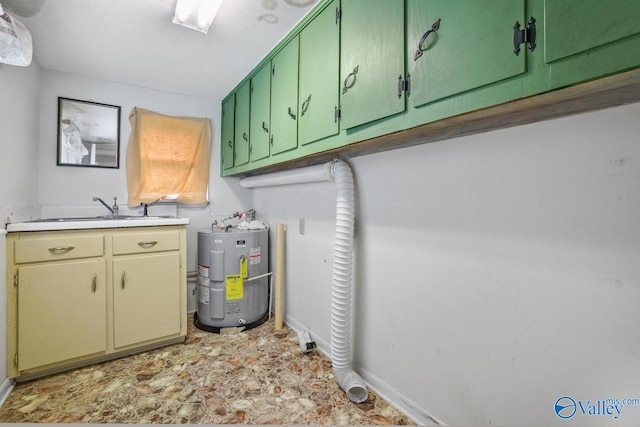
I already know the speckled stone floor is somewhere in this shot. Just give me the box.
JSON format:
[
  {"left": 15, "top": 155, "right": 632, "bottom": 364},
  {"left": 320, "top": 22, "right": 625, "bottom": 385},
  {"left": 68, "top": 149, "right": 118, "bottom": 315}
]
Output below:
[{"left": 0, "top": 315, "right": 413, "bottom": 424}]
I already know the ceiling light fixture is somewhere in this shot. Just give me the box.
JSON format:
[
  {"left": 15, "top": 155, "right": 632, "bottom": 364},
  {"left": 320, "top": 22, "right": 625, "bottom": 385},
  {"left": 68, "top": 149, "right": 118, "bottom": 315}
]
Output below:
[{"left": 173, "top": 0, "right": 222, "bottom": 34}]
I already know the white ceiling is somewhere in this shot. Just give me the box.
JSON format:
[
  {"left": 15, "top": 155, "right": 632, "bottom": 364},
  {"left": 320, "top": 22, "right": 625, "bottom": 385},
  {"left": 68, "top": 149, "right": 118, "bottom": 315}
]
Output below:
[{"left": 11, "top": 0, "right": 318, "bottom": 100}]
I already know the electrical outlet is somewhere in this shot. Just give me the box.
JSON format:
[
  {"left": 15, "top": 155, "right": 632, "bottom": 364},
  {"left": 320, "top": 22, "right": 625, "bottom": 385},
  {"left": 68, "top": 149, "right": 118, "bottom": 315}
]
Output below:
[{"left": 299, "top": 218, "right": 305, "bottom": 235}]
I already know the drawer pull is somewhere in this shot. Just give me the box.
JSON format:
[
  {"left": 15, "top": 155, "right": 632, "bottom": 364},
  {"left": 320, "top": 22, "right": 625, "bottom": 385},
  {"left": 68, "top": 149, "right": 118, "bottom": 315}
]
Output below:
[
  {"left": 121, "top": 271, "right": 126, "bottom": 289},
  {"left": 48, "top": 246, "right": 75, "bottom": 254},
  {"left": 138, "top": 240, "right": 158, "bottom": 248},
  {"left": 92, "top": 273, "right": 97, "bottom": 293}
]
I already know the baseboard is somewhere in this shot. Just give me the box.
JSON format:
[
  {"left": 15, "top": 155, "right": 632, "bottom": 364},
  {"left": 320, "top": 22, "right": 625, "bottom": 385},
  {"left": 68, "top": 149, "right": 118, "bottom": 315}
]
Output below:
[
  {"left": 0, "top": 377, "right": 15, "bottom": 408},
  {"left": 354, "top": 363, "right": 446, "bottom": 426},
  {"left": 282, "top": 315, "right": 445, "bottom": 426}
]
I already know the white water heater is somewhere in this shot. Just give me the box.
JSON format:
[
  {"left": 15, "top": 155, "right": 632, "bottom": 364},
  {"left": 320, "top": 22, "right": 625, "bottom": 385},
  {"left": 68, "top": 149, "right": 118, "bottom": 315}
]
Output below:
[{"left": 194, "top": 227, "right": 269, "bottom": 332}]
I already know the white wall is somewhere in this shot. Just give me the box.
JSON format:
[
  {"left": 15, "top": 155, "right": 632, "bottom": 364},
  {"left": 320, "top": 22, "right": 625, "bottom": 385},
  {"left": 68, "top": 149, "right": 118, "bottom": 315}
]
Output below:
[
  {"left": 0, "top": 61, "right": 41, "bottom": 394},
  {"left": 37, "top": 70, "right": 252, "bottom": 273},
  {"left": 253, "top": 102, "right": 640, "bottom": 426}
]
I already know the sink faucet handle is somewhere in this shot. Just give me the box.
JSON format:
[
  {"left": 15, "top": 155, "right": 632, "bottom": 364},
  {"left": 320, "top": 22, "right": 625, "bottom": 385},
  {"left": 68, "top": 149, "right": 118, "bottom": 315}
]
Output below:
[{"left": 112, "top": 196, "right": 119, "bottom": 216}]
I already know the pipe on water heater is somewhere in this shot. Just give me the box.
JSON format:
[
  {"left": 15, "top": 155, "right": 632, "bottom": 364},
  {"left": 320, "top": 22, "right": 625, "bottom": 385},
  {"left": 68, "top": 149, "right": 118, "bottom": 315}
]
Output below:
[{"left": 239, "top": 160, "right": 368, "bottom": 403}]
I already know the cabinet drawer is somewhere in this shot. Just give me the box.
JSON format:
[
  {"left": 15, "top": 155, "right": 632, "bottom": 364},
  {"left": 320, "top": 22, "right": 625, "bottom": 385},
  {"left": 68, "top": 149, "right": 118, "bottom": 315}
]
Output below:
[
  {"left": 14, "top": 235, "right": 104, "bottom": 264},
  {"left": 112, "top": 230, "right": 180, "bottom": 255}
]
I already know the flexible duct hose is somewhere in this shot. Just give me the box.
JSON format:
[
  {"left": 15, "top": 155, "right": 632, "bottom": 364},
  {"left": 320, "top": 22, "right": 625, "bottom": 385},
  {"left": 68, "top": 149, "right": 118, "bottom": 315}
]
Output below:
[
  {"left": 239, "top": 159, "right": 368, "bottom": 402},
  {"left": 330, "top": 160, "right": 368, "bottom": 403}
]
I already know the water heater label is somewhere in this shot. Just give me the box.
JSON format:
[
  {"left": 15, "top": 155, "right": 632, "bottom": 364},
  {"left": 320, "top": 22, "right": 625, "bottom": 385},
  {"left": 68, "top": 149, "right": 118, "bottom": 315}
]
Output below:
[
  {"left": 198, "top": 265, "right": 209, "bottom": 278},
  {"left": 198, "top": 285, "right": 209, "bottom": 304},
  {"left": 240, "top": 256, "right": 248, "bottom": 279},
  {"left": 226, "top": 274, "right": 243, "bottom": 300},
  {"left": 249, "top": 247, "right": 261, "bottom": 265}
]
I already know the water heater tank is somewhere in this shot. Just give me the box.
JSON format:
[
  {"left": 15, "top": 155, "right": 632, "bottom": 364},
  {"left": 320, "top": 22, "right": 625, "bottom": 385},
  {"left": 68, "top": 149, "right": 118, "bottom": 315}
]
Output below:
[{"left": 194, "top": 227, "right": 269, "bottom": 332}]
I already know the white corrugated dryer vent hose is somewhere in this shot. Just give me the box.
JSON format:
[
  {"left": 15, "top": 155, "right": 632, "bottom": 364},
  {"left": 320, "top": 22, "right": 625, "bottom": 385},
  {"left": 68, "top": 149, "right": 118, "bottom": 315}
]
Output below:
[{"left": 239, "top": 159, "right": 368, "bottom": 403}]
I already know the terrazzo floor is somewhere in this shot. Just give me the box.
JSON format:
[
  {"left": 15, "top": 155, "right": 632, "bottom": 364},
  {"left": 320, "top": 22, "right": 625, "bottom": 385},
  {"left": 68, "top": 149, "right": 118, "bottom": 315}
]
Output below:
[{"left": 0, "top": 315, "right": 413, "bottom": 424}]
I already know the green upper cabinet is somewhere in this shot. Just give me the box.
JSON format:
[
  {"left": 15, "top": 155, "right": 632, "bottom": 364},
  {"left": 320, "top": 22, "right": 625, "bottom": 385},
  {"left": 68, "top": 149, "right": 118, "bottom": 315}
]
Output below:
[
  {"left": 340, "top": 0, "right": 405, "bottom": 130},
  {"left": 221, "top": 95, "right": 235, "bottom": 170},
  {"left": 233, "top": 80, "right": 250, "bottom": 167},
  {"left": 544, "top": 0, "right": 640, "bottom": 89},
  {"left": 270, "top": 37, "right": 300, "bottom": 155},
  {"left": 409, "top": 0, "right": 527, "bottom": 108},
  {"left": 249, "top": 62, "right": 271, "bottom": 161},
  {"left": 298, "top": 0, "right": 340, "bottom": 146}
]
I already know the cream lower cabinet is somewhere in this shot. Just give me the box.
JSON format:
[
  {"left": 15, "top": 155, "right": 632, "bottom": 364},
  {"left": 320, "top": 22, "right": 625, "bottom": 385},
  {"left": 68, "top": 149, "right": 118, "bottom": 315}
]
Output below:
[
  {"left": 17, "top": 259, "right": 107, "bottom": 371},
  {"left": 6, "top": 226, "right": 187, "bottom": 380},
  {"left": 112, "top": 230, "right": 182, "bottom": 349}
]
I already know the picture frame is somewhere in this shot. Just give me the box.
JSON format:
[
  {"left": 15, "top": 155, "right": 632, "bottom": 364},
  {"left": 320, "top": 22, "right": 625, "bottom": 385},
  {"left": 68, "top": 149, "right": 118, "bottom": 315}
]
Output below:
[{"left": 57, "top": 97, "right": 121, "bottom": 168}]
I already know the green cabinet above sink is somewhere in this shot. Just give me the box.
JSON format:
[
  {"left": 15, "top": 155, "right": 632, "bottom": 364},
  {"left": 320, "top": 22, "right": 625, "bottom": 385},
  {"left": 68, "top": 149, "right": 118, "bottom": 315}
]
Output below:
[
  {"left": 270, "top": 37, "right": 300, "bottom": 156},
  {"left": 220, "top": 0, "right": 640, "bottom": 177},
  {"left": 233, "top": 80, "right": 250, "bottom": 167},
  {"left": 298, "top": 0, "right": 340, "bottom": 146},
  {"left": 544, "top": 0, "right": 640, "bottom": 89},
  {"left": 249, "top": 62, "right": 272, "bottom": 162},
  {"left": 339, "top": 0, "right": 405, "bottom": 130},
  {"left": 409, "top": 0, "right": 527, "bottom": 108}
]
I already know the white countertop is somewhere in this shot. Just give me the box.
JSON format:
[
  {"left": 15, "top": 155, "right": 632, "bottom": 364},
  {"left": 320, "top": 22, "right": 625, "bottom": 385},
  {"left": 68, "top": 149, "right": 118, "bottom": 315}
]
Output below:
[{"left": 6, "top": 216, "right": 189, "bottom": 232}]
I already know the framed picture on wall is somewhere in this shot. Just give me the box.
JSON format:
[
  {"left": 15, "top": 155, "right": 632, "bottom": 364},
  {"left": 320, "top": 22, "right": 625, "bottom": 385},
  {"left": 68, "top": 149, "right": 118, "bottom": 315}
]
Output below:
[{"left": 57, "top": 97, "right": 121, "bottom": 168}]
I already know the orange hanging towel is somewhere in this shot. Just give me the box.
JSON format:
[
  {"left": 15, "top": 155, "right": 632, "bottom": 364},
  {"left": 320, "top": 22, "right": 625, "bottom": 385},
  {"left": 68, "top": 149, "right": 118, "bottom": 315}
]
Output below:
[{"left": 127, "top": 107, "right": 211, "bottom": 206}]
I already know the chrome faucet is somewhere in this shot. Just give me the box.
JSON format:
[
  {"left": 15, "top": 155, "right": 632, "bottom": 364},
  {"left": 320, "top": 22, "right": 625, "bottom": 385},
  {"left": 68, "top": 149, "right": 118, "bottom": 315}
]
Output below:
[{"left": 93, "top": 196, "right": 119, "bottom": 217}]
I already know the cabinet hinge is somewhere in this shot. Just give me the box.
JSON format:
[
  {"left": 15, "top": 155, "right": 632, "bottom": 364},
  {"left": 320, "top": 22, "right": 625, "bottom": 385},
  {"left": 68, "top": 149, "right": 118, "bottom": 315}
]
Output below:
[
  {"left": 334, "top": 105, "right": 341, "bottom": 123},
  {"left": 397, "top": 73, "right": 411, "bottom": 98},
  {"left": 513, "top": 16, "right": 536, "bottom": 56},
  {"left": 14, "top": 353, "right": 18, "bottom": 367},
  {"left": 14, "top": 272, "right": 19, "bottom": 286},
  {"left": 249, "top": 144, "right": 252, "bottom": 155},
  {"left": 336, "top": 7, "right": 341, "bottom": 24},
  {"left": 272, "top": 64, "right": 275, "bottom": 77}
]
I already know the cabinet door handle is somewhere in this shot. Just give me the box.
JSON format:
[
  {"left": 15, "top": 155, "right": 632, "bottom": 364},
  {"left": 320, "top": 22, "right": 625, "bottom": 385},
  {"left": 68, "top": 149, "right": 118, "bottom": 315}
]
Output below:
[
  {"left": 287, "top": 107, "right": 297, "bottom": 120},
  {"left": 414, "top": 18, "right": 441, "bottom": 61},
  {"left": 92, "top": 273, "right": 97, "bottom": 293},
  {"left": 262, "top": 121, "right": 269, "bottom": 133},
  {"left": 138, "top": 240, "right": 158, "bottom": 248},
  {"left": 342, "top": 65, "right": 359, "bottom": 94},
  {"left": 121, "top": 271, "right": 126, "bottom": 289},
  {"left": 300, "top": 94, "right": 312, "bottom": 117},
  {"left": 48, "top": 246, "right": 75, "bottom": 254}
]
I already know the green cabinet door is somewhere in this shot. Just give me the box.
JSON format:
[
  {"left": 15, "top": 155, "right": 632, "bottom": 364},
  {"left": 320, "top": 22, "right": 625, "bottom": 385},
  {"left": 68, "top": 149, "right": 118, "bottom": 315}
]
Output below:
[
  {"left": 249, "top": 63, "right": 271, "bottom": 161},
  {"left": 545, "top": 0, "right": 640, "bottom": 89},
  {"left": 409, "top": 0, "right": 526, "bottom": 108},
  {"left": 270, "top": 37, "right": 300, "bottom": 155},
  {"left": 340, "top": 0, "right": 405, "bottom": 130},
  {"left": 298, "top": 0, "right": 340, "bottom": 146},
  {"left": 233, "top": 80, "right": 250, "bottom": 166},
  {"left": 221, "top": 95, "right": 235, "bottom": 170}
]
